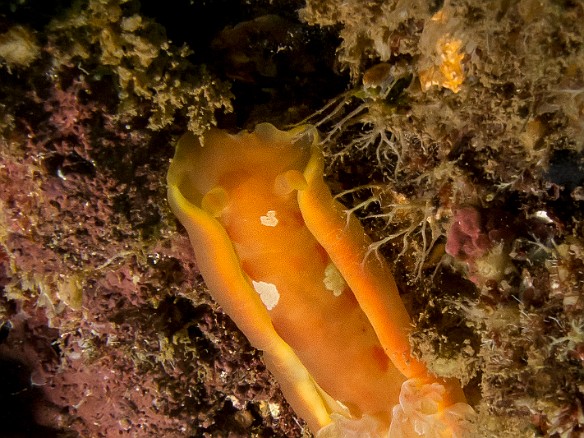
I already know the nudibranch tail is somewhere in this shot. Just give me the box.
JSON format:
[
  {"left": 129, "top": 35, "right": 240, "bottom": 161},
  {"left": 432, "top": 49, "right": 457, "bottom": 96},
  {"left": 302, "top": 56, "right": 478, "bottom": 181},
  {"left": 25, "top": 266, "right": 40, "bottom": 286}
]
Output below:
[{"left": 167, "top": 123, "right": 473, "bottom": 436}]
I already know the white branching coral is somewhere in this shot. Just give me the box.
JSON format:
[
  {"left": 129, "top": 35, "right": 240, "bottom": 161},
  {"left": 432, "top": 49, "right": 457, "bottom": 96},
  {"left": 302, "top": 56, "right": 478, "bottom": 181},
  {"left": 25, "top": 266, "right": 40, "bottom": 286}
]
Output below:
[
  {"left": 332, "top": 184, "right": 443, "bottom": 281},
  {"left": 298, "top": 63, "right": 454, "bottom": 281},
  {"left": 302, "top": 61, "right": 416, "bottom": 175}
]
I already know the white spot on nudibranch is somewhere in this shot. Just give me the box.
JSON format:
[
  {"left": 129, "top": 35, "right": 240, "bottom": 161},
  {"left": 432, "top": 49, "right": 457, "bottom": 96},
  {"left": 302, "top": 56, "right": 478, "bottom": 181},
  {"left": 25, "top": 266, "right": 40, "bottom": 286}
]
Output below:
[
  {"left": 323, "top": 263, "right": 346, "bottom": 297},
  {"left": 252, "top": 280, "right": 280, "bottom": 310},
  {"left": 260, "top": 210, "right": 278, "bottom": 227}
]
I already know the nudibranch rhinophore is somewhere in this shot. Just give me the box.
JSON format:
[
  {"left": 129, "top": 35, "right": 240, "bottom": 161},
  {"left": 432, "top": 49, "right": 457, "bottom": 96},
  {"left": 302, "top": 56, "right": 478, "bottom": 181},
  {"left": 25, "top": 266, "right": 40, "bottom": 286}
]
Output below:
[{"left": 167, "top": 123, "right": 475, "bottom": 437}]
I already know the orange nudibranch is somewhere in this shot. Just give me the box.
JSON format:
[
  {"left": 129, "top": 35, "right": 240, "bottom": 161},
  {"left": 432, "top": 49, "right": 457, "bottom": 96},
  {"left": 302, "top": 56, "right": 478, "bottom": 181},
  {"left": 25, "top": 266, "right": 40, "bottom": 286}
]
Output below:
[{"left": 167, "top": 124, "right": 474, "bottom": 437}]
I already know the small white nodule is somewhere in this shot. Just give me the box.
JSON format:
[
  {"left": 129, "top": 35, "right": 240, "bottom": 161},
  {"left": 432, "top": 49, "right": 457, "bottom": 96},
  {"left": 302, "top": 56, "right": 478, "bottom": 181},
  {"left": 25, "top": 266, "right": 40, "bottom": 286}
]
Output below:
[
  {"left": 252, "top": 280, "right": 280, "bottom": 310},
  {"left": 323, "top": 263, "right": 346, "bottom": 297},
  {"left": 260, "top": 210, "right": 278, "bottom": 227}
]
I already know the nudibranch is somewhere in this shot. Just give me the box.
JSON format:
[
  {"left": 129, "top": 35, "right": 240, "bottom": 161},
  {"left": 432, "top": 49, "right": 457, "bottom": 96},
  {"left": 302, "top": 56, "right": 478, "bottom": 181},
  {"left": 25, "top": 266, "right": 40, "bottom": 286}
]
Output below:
[{"left": 167, "top": 123, "right": 475, "bottom": 436}]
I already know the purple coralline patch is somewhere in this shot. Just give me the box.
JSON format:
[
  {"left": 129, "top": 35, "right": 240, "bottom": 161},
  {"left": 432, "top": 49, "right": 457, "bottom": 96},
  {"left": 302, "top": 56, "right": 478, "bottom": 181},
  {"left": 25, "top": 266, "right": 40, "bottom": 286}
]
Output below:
[
  {"left": 0, "top": 63, "right": 305, "bottom": 437},
  {"left": 444, "top": 206, "right": 517, "bottom": 287},
  {"left": 445, "top": 207, "right": 491, "bottom": 261}
]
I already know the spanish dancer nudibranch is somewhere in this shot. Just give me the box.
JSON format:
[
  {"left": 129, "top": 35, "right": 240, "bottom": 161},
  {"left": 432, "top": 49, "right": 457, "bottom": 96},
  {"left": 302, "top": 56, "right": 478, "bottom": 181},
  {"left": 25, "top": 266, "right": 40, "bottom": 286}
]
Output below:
[{"left": 167, "top": 123, "right": 475, "bottom": 437}]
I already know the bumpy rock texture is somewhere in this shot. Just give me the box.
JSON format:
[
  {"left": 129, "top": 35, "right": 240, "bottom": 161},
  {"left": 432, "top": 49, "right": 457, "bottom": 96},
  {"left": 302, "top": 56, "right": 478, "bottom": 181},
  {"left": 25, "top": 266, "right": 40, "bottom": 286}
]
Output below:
[{"left": 1, "top": 0, "right": 583, "bottom": 436}]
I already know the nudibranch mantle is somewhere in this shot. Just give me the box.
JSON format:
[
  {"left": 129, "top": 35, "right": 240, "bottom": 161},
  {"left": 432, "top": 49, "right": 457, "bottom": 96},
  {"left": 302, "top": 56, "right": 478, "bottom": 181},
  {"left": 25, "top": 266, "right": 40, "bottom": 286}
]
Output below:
[{"left": 167, "top": 123, "right": 474, "bottom": 437}]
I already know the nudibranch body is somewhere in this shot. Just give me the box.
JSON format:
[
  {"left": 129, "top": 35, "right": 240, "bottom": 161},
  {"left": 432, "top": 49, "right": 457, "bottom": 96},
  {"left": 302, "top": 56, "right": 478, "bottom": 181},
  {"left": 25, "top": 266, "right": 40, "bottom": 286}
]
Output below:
[{"left": 167, "top": 124, "right": 474, "bottom": 436}]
